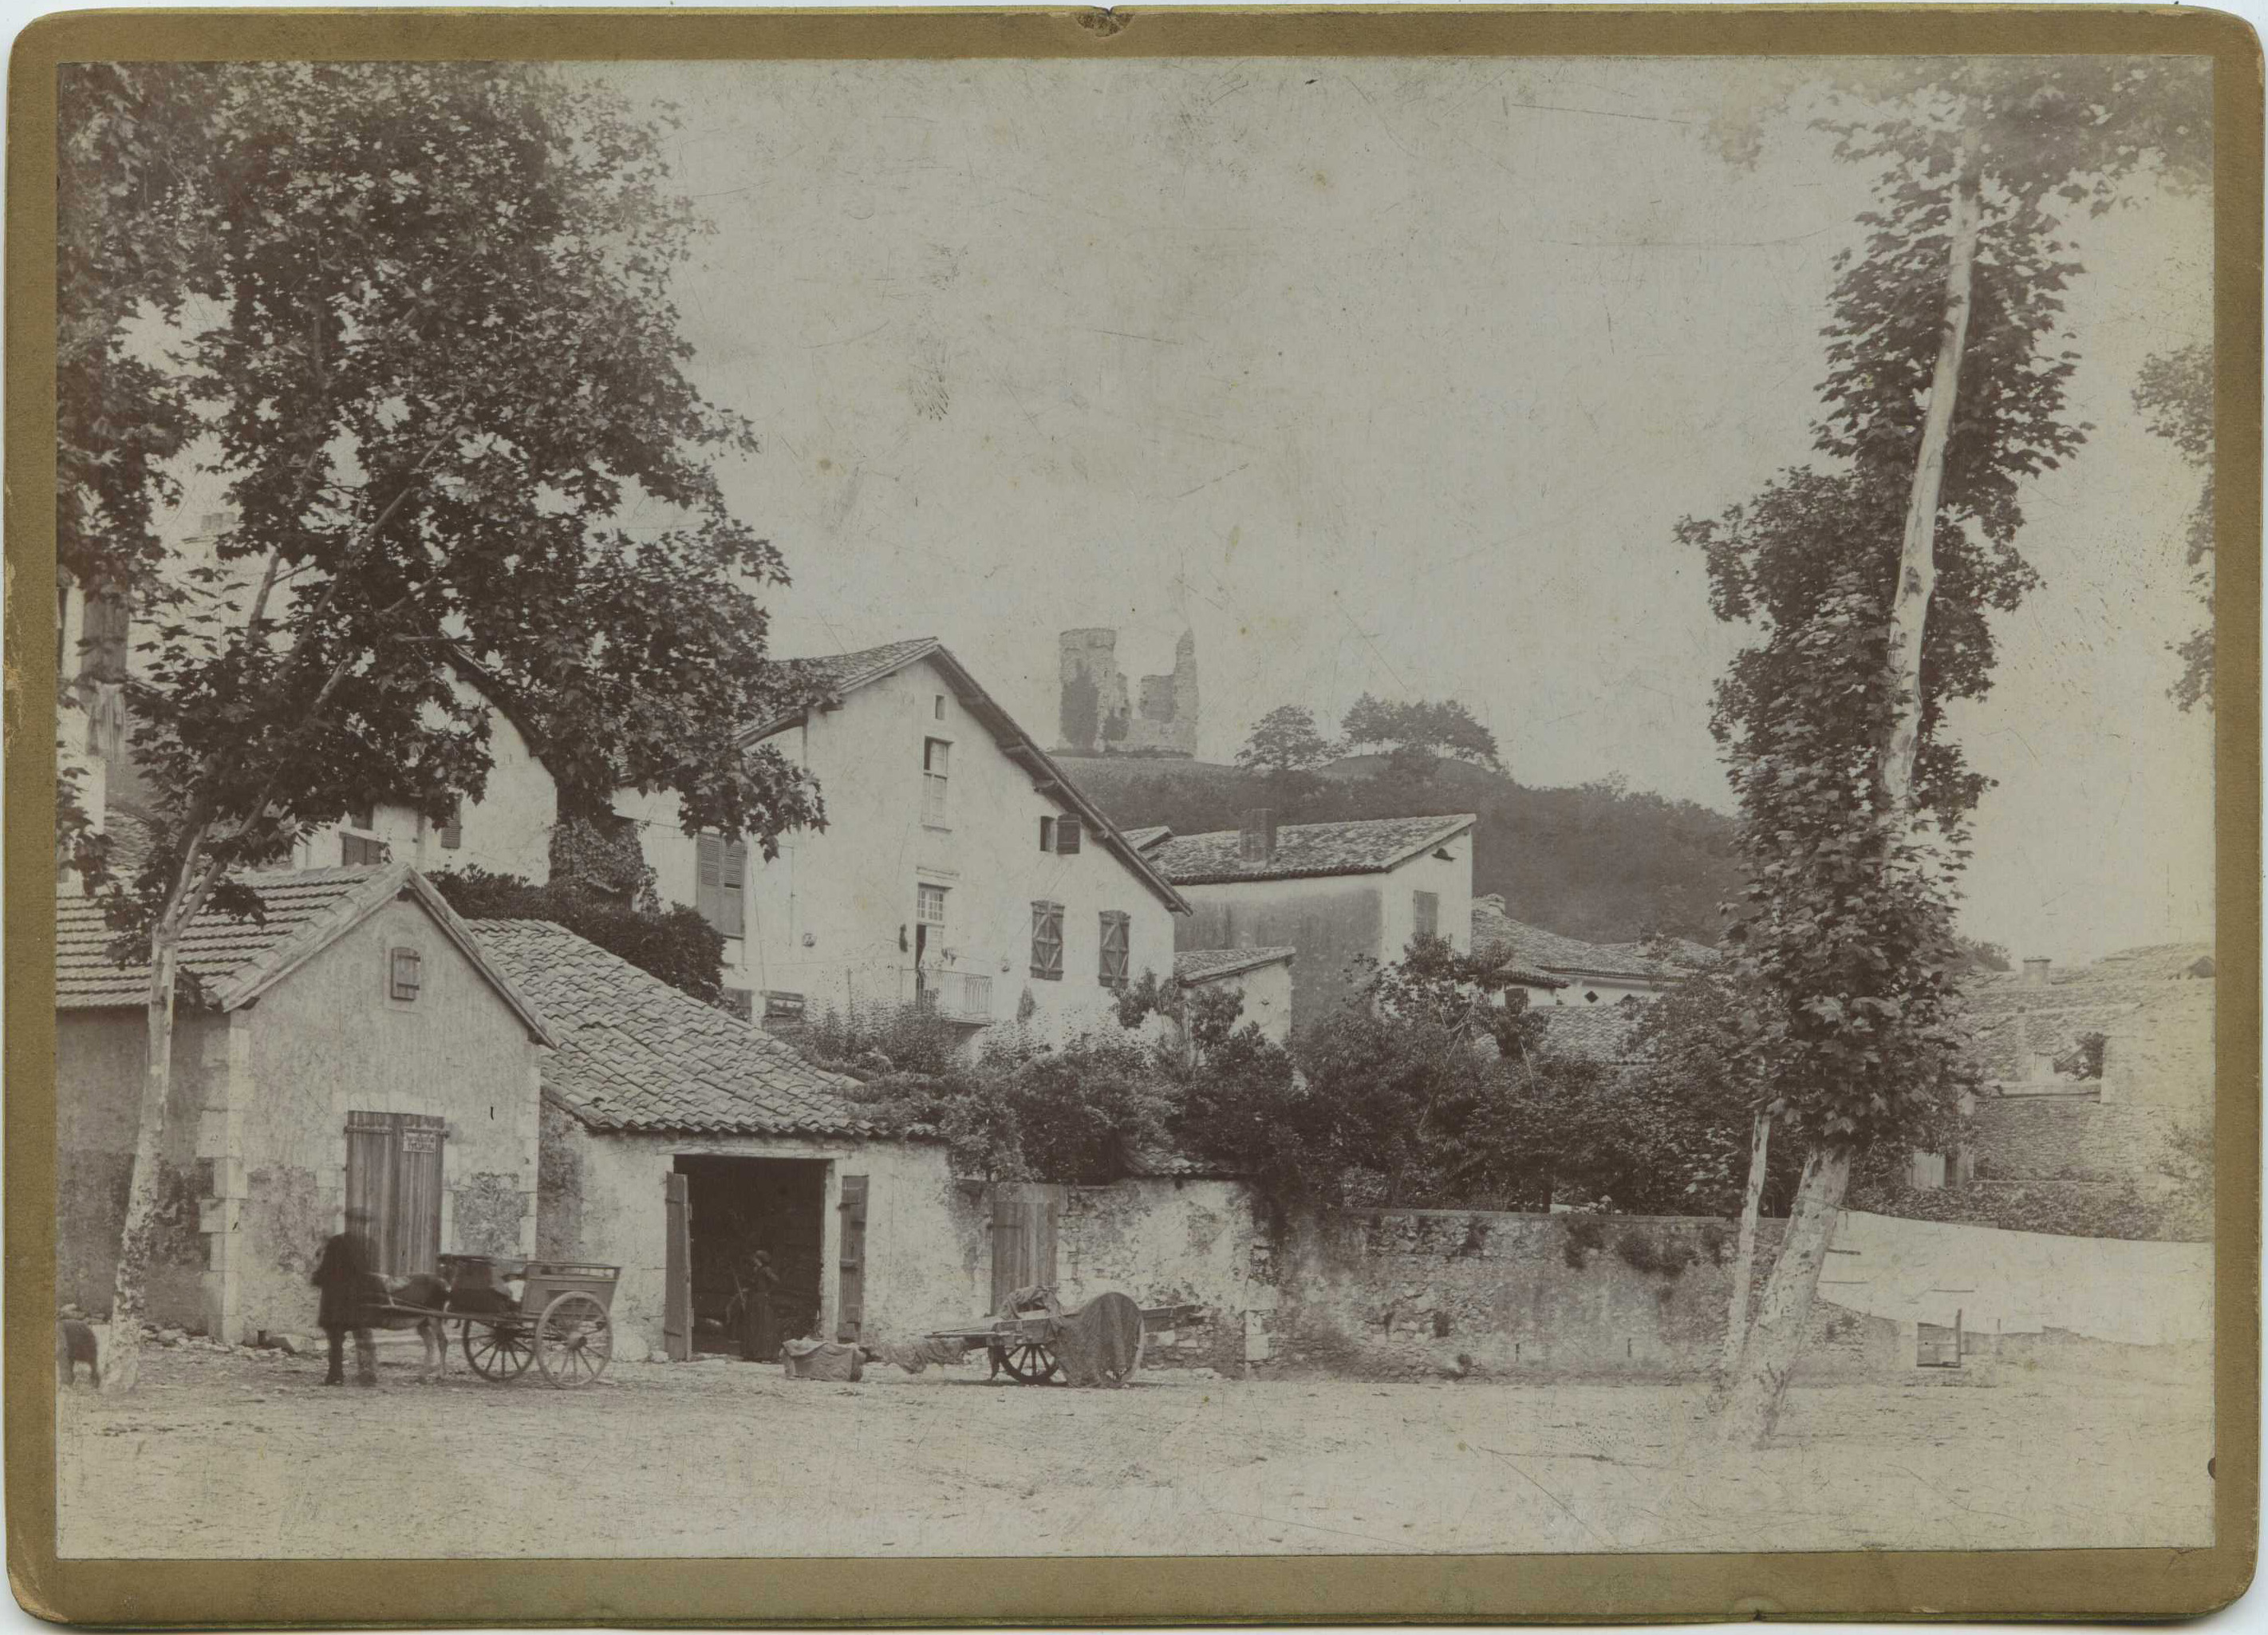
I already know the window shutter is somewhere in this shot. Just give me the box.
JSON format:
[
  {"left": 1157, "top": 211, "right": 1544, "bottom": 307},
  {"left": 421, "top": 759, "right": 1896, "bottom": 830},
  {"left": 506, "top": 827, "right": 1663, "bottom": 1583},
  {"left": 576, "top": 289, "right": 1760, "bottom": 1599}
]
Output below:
[
  {"left": 1414, "top": 890, "right": 1439, "bottom": 940},
  {"left": 1031, "top": 902, "right": 1063, "bottom": 980},
  {"left": 721, "top": 841, "right": 747, "bottom": 938},
  {"left": 1055, "top": 816, "right": 1082, "bottom": 855},
  {"left": 438, "top": 801, "right": 463, "bottom": 851},
  {"left": 696, "top": 835, "right": 723, "bottom": 928},
  {"left": 1099, "top": 911, "right": 1130, "bottom": 988},
  {"left": 1039, "top": 816, "right": 1055, "bottom": 852}
]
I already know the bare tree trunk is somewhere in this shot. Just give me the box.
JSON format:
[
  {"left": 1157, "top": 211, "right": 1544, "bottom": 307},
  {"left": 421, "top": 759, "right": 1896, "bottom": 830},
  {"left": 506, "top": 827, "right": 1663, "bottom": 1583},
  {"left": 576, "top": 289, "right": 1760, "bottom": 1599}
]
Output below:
[
  {"left": 1718, "top": 1109, "right": 1773, "bottom": 1378},
  {"left": 1881, "top": 129, "right": 1983, "bottom": 815},
  {"left": 103, "top": 914, "right": 187, "bottom": 1392},
  {"left": 1716, "top": 1143, "right": 1852, "bottom": 1450}
]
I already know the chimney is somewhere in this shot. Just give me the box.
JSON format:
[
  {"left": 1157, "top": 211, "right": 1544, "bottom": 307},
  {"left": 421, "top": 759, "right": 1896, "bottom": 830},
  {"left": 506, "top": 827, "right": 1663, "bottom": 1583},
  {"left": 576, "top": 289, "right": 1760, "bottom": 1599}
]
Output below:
[
  {"left": 1238, "top": 808, "right": 1278, "bottom": 863},
  {"left": 2021, "top": 957, "right": 2052, "bottom": 989}
]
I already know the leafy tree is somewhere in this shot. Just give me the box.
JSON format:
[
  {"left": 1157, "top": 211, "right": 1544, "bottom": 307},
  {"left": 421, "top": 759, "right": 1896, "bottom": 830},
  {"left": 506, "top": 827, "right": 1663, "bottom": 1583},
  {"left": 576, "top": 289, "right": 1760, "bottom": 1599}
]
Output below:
[
  {"left": 1234, "top": 703, "right": 1341, "bottom": 800},
  {"left": 2135, "top": 343, "right": 2215, "bottom": 711},
  {"left": 1951, "top": 937, "right": 2014, "bottom": 975},
  {"left": 1340, "top": 693, "right": 1504, "bottom": 781},
  {"left": 1685, "top": 58, "right": 2208, "bottom": 1447},
  {"left": 66, "top": 63, "right": 824, "bottom": 1388},
  {"left": 427, "top": 868, "right": 725, "bottom": 1005}
]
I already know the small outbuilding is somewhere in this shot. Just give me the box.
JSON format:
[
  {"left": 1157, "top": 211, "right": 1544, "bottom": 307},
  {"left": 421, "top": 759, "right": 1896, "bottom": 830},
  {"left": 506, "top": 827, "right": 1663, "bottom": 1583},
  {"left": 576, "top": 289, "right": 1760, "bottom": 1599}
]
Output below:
[
  {"left": 56, "top": 863, "right": 554, "bottom": 1342},
  {"left": 471, "top": 918, "right": 991, "bottom": 1359}
]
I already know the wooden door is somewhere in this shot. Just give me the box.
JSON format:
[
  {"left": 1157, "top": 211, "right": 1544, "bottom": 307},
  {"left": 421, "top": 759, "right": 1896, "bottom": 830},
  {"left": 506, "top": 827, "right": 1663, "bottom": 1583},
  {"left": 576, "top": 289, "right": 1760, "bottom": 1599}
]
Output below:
[
  {"left": 990, "top": 1182, "right": 1060, "bottom": 1313},
  {"left": 663, "top": 1171, "right": 692, "bottom": 1361},
  {"left": 345, "top": 1111, "right": 444, "bottom": 1276},
  {"left": 836, "top": 1175, "right": 868, "bottom": 1342}
]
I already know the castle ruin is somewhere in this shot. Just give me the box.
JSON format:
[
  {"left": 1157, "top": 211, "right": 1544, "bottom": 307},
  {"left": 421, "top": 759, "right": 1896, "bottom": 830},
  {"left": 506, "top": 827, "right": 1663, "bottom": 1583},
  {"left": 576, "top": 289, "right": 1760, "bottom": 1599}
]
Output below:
[{"left": 1058, "top": 627, "right": 1198, "bottom": 756}]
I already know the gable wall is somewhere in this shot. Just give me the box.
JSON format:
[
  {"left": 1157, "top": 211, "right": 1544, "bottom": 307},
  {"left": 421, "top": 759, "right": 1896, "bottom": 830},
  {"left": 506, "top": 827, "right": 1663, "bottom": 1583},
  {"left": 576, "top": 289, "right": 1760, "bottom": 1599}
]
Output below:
[
  {"left": 618, "top": 655, "right": 1177, "bottom": 1044},
  {"left": 233, "top": 895, "right": 543, "bottom": 1340}
]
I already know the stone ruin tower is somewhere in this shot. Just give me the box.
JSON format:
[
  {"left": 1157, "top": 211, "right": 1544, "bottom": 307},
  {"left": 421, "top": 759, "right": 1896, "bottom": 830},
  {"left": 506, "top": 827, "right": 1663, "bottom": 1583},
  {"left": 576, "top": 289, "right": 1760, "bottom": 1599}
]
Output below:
[{"left": 1059, "top": 627, "right": 1197, "bottom": 756}]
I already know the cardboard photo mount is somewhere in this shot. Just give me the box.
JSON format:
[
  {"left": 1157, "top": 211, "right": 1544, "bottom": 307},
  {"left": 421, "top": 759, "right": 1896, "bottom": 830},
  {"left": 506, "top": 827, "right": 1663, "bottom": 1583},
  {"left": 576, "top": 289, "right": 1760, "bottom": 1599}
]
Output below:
[{"left": 6, "top": 6, "right": 2259, "bottom": 1624}]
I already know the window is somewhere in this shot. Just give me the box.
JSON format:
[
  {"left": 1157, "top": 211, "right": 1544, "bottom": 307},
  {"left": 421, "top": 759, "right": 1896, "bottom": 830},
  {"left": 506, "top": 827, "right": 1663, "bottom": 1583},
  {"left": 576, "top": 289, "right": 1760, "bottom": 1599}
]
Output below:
[
  {"left": 345, "top": 1112, "right": 445, "bottom": 1278},
  {"left": 763, "top": 991, "right": 806, "bottom": 1023},
  {"left": 933, "top": 694, "right": 947, "bottom": 721},
  {"left": 1055, "top": 816, "right": 1082, "bottom": 855},
  {"left": 437, "top": 800, "right": 463, "bottom": 851},
  {"left": 341, "top": 833, "right": 388, "bottom": 867},
  {"left": 1584, "top": 989, "right": 1600, "bottom": 1005},
  {"left": 1039, "top": 816, "right": 1055, "bottom": 851},
  {"left": 917, "top": 883, "right": 948, "bottom": 926},
  {"left": 389, "top": 946, "right": 424, "bottom": 1002},
  {"left": 1030, "top": 901, "right": 1064, "bottom": 981},
  {"left": 1098, "top": 911, "right": 1130, "bottom": 989},
  {"left": 922, "top": 738, "right": 951, "bottom": 825},
  {"left": 1413, "top": 890, "right": 1440, "bottom": 940},
  {"left": 695, "top": 834, "right": 747, "bottom": 938}
]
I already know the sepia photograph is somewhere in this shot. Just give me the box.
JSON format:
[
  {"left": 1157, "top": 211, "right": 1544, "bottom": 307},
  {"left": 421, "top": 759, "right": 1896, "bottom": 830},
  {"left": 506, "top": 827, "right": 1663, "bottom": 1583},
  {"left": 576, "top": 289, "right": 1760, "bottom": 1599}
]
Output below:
[{"left": 17, "top": 16, "right": 2250, "bottom": 1615}]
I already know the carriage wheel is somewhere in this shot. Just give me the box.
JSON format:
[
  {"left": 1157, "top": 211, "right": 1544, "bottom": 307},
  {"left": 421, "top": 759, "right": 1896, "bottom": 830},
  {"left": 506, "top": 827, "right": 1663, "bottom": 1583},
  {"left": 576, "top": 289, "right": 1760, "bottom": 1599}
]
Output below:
[
  {"left": 533, "top": 1291, "right": 613, "bottom": 1388},
  {"left": 996, "top": 1341, "right": 1062, "bottom": 1384},
  {"left": 462, "top": 1319, "right": 534, "bottom": 1380}
]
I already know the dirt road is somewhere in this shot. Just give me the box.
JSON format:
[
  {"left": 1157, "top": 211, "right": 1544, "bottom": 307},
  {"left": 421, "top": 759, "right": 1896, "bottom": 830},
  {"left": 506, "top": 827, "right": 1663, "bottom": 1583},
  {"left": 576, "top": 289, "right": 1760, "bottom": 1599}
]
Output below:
[{"left": 55, "top": 1344, "right": 2213, "bottom": 1558}]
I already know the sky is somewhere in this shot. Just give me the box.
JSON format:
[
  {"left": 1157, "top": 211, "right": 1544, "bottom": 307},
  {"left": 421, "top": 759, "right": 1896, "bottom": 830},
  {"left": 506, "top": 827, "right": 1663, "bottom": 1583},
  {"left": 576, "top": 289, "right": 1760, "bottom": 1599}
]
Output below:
[{"left": 156, "top": 55, "right": 2222, "bottom": 966}]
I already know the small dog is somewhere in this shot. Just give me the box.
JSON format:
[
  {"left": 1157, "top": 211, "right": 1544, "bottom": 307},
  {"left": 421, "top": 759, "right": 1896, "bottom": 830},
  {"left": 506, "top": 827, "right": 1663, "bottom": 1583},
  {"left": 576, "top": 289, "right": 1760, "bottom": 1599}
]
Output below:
[{"left": 57, "top": 1319, "right": 101, "bottom": 1388}]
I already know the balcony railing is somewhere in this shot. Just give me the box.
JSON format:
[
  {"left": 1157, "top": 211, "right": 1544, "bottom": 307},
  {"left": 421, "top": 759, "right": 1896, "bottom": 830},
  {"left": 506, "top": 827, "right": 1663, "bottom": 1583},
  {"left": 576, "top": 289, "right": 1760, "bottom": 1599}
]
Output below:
[{"left": 900, "top": 966, "right": 994, "bottom": 1024}]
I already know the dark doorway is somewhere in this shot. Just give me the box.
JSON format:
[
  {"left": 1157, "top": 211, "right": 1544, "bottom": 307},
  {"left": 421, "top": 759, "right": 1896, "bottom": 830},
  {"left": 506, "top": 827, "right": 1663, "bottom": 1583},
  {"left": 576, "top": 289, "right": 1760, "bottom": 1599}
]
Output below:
[{"left": 674, "top": 1155, "right": 826, "bottom": 1357}]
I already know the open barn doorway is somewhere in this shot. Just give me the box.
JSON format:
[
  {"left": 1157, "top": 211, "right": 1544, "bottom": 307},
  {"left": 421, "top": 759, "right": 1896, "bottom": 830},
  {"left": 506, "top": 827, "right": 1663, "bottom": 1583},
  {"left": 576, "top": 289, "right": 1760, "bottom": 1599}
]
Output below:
[{"left": 673, "top": 1156, "right": 826, "bottom": 1358}]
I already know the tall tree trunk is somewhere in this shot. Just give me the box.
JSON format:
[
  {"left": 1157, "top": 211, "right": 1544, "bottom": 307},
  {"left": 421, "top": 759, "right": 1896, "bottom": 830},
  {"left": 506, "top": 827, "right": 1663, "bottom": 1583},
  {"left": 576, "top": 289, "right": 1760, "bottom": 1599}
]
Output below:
[
  {"left": 1716, "top": 1143, "right": 1852, "bottom": 1450},
  {"left": 103, "top": 918, "right": 187, "bottom": 1392},
  {"left": 1718, "top": 1109, "right": 1773, "bottom": 1378},
  {"left": 1880, "top": 129, "right": 1983, "bottom": 816}
]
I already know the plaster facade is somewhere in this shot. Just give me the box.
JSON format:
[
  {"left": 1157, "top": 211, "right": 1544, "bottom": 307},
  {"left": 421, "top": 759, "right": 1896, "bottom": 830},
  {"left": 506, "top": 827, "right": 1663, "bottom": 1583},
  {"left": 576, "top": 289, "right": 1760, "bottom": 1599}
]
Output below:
[{"left": 615, "top": 651, "right": 1178, "bottom": 1044}]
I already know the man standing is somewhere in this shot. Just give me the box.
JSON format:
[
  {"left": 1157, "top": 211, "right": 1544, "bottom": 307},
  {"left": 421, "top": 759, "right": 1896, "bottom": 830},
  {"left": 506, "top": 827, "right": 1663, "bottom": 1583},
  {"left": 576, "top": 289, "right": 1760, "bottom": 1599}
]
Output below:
[{"left": 312, "top": 1210, "right": 380, "bottom": 1387}]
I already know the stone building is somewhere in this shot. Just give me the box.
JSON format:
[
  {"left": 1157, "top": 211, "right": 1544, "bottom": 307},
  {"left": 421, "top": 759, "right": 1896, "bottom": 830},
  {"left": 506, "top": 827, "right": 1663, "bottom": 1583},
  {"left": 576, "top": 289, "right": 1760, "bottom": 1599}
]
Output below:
[{"left": 1057, "top": 627, "right": 1198, "bottom": 757}]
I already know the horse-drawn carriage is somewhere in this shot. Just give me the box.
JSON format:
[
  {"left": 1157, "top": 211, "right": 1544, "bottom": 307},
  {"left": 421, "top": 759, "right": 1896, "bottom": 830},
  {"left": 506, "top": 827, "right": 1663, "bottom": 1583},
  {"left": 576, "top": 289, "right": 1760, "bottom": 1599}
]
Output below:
[{"left": 370, "top": 1254, "right": 620, "bottom": 1388}]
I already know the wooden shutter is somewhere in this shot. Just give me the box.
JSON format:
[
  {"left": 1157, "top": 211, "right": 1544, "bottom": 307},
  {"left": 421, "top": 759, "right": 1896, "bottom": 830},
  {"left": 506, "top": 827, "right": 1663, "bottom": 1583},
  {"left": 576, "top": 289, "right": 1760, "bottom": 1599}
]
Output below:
[
  {"left": 345, "top": 1114, "right": 398, "bottom": 1273},
  {"left": 990, "top": 1183, "right": 1061, "bottom": 1313},
  {"left": 1031, "top": 902, "right": 1063, "bottom": 980},
  {"left": 1055, "top": 816, "right": 1082, "bottom": 855},
  {"left": 663, "top": 1171, "right": 692, "bottom": 1361},
  {"left": 836, "top": 1175, "right": 869, "bottom": 1342},
  {"left": 393, "top": 1116, "right": 445, "bottom": 1274},
  {"left": 1414, "top": 890, "right": 1440, "bottom": 940},
  {"left": 438, "top": 801, "right": 463, "bottom": 851},
  {"left": 721, "top": 841, "right": 747, "bottom": 938},
  {"left": 1099, "top": 911, "right": 1130, "bottom": 988}
]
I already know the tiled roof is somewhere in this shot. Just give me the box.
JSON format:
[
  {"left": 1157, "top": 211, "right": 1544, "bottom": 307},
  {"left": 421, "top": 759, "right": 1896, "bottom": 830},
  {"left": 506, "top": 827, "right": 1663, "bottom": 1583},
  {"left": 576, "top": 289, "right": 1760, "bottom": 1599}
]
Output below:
[
  {"left": 468, "top": 919, "right": 872, "bottom": 1137},
  {"left": 742, "top": 638, "right": 944, "bottom": 740},
  {"left": 1963, "top": 943, "right": 2214, "bottom": 1082},
  {"left": 1174, "top": 946, "right": 1296, "bottom": 985},
  {"left": 1471, "top": 895, "right": 1686, "bottom": 983},
  {"left": 57, "top": 866, "right": 552, "bottom": 1045},
  {"left": 101, "top": 806, "right": 157, "bottom": 881},
  {"left": 1146, "top": 814, "right": 1476, "bottom": 885},
  {"left": 1122, "top": 825, "right": 1172, "bottom": 851},
  {"left": 1526, "top": 1002, "right": 1648, "bottom": 1064}
]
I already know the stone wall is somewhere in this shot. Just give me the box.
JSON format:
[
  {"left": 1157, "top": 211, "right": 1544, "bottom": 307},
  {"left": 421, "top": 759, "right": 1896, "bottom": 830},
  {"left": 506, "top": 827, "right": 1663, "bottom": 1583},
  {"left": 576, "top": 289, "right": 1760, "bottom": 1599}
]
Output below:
[
  {"left": 1966, "top": 1095, "right": 2195, "bottom": 1184},
  {"left": 1052, "top": 1176, "right": 1266, "bottom": 1372},
  {"left": 1264, "top": 1209, "right": 1789, "bottom": 1381}
]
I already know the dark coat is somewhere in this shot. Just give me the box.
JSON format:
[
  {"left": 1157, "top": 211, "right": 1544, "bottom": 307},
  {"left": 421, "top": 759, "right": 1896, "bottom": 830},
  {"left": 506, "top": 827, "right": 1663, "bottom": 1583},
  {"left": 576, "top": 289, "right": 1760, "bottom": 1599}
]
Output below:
[{"left": 311, "top": 1230, "right": 377, "bottom": 1329}]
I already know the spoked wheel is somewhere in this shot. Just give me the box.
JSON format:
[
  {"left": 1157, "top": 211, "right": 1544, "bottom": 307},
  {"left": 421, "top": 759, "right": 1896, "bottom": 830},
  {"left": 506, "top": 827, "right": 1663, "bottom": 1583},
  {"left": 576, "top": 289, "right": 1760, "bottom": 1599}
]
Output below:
[
  {"left": 462, "top": 1318, "right": 534, "bottom": 1380},
  {"left": 533, "top": 1291, "right": 613, "bottom": 1388},
  {"left": 996, "top": 1340, "right": 1063, "bottom": 1384}
]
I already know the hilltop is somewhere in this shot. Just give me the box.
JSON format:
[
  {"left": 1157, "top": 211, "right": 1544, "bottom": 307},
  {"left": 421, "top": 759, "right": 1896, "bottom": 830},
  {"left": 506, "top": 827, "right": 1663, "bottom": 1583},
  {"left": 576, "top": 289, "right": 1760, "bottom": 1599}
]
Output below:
[{"left": 1062, "top": 754, "right": 1741, "bottom": 946}]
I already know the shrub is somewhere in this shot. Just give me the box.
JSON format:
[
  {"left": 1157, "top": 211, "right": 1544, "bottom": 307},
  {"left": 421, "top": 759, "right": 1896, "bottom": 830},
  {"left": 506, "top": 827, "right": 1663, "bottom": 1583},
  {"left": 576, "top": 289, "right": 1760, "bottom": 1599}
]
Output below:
[
  {"left": 1563, "top": 1216, "right": 1607, "bottom": 1268},
  {"left": 1615, "top": 1227, "right": 1694, "bottom": 1278},
  {"left": 800, "top": 1001, "right": 971, "bottom": 1080},
  {"left": 429, "top": 867, "right": 724, "bottom": 1002}
]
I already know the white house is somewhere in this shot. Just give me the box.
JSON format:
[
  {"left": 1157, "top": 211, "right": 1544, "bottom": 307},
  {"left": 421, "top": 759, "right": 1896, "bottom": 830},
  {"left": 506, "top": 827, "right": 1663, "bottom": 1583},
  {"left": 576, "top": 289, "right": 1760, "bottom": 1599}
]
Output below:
[
  {"left": 282, "top": 662, "right": 559, "bottom": 883},
  {"left": 1133, "top": 812, "right": 1477, "bottom": 1033},
  {"left": 1173, "top": 946, "right": 1296, "bottom": 1048},
  {"left": 612, "top": 638, "right": 1190, "bottom": 1041}
]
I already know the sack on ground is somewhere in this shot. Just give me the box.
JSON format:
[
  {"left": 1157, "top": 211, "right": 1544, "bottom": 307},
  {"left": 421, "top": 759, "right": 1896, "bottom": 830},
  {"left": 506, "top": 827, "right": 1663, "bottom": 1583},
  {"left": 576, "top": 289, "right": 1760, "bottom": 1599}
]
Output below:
[{"left": 781, "top": 1338, "right": 863, "bottom": 1381}]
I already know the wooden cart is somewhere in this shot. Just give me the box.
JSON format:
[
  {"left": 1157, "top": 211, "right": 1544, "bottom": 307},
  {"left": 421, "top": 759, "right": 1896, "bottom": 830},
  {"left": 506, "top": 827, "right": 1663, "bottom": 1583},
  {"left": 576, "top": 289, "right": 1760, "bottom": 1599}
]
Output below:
[
  {"left": 925, "top": 1296, "right": 1201, "bottom": 1385},
  {"left": 374, "top": 1254, "right": 621, "bottom": 1388}
]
